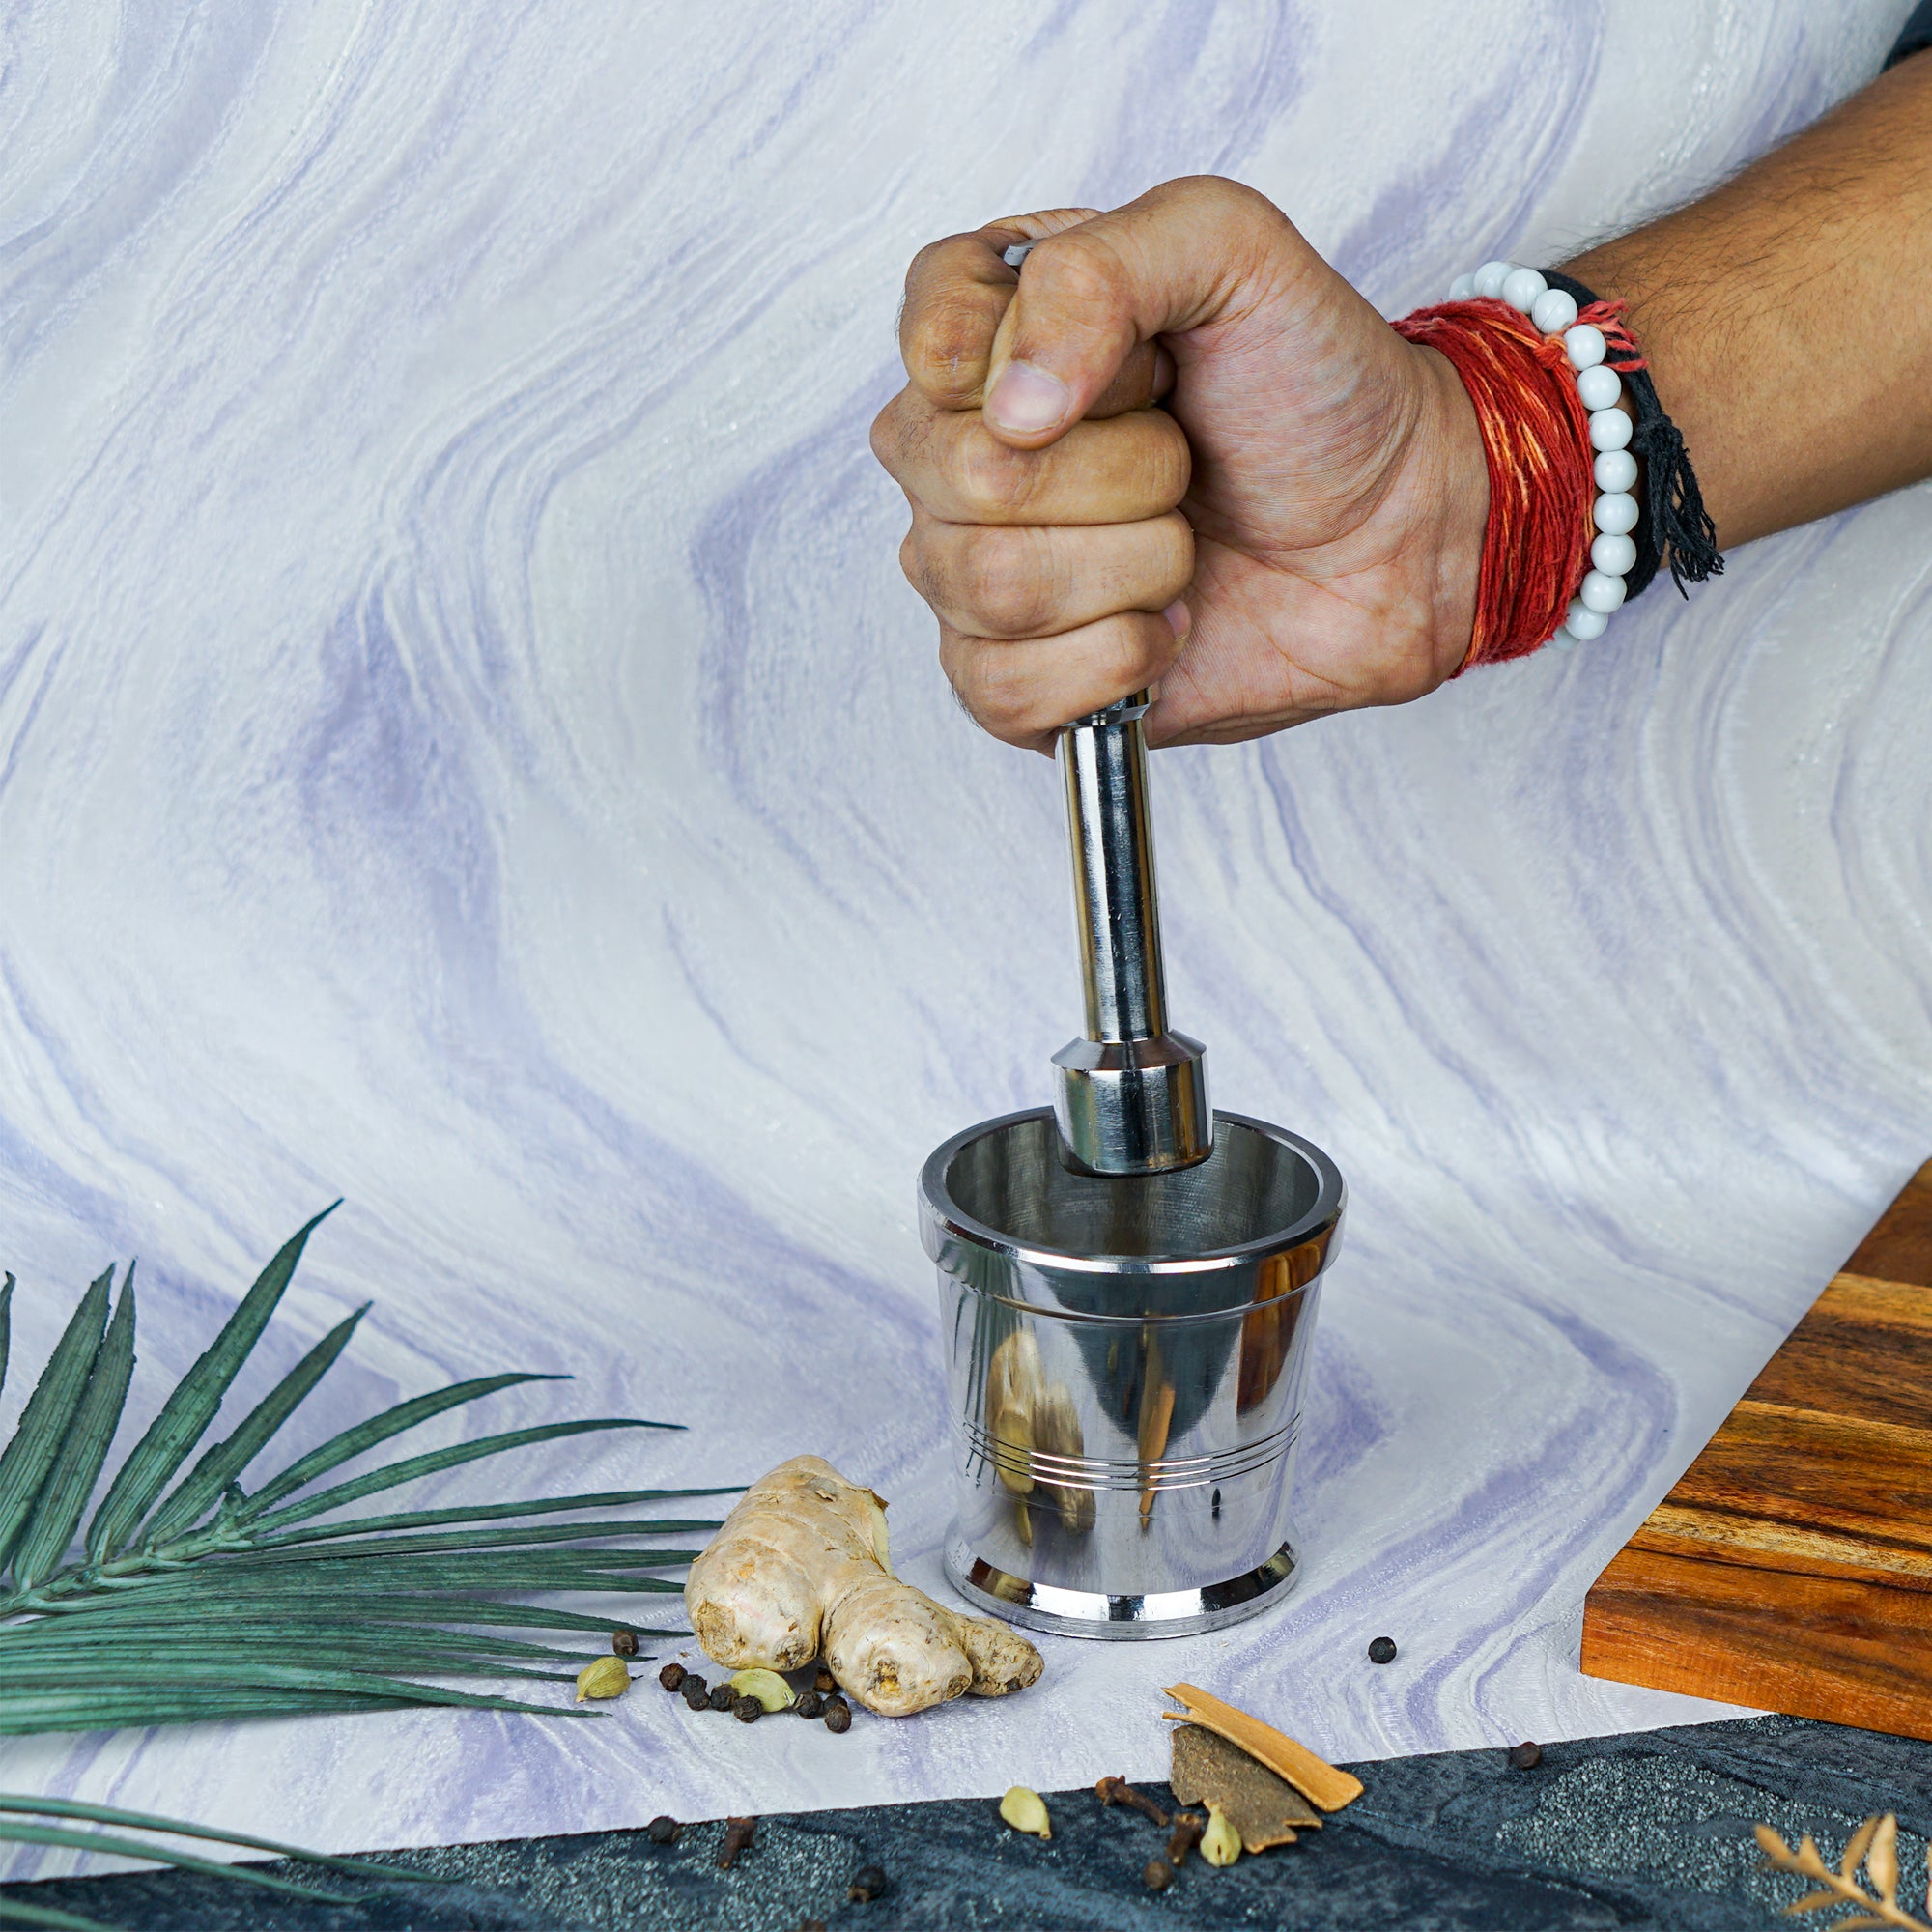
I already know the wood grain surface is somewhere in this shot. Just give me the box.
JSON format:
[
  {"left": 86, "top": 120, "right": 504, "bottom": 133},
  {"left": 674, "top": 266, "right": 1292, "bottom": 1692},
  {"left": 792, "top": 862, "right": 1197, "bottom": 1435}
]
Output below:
[{"left": 1582, "top": 1161, "right": 1932, "bottom": 1737}]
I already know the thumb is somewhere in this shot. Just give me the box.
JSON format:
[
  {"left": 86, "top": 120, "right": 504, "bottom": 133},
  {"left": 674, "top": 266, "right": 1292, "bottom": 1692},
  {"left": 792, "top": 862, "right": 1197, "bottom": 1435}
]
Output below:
[{"left": 981, "top": 175, "right": 1297, "bottom": 447}]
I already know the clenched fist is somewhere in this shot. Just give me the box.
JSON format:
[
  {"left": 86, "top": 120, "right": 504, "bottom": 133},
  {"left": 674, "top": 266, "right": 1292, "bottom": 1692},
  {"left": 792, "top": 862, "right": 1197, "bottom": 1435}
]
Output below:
[{"left": 870, "top": 176, "right": 1489, "bottom": 751}]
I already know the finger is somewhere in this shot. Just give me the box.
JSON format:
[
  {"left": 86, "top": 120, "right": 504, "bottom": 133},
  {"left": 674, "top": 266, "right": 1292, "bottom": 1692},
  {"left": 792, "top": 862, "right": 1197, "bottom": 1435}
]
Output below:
[
  {"left": 898, "top": 209, "right": 1160, "bottom": 416},
  {"left": 981, "top": 175, "right": 1310, "bottom": 445},
  {"left": 940, "top": 609, "right": 1187, "bottom": 752},
  {"left": 874, "top": 397, "right": 1189, "bottom": 526},
  {"left": 903, "top": 509, "right": 1194, "bottom": 639}
]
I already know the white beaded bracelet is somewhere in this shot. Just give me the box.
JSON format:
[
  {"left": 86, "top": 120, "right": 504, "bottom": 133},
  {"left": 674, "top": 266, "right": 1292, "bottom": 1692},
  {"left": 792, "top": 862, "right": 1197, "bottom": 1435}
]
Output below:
[{"left": 1446, "top": 259, "right": 1638, "bottom": 651}]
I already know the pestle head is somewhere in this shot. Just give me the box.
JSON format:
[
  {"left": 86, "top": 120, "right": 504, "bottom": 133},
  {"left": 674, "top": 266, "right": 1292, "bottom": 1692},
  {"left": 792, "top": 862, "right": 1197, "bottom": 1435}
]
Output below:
[{"left": 1053, "top": 1030, "right": 1211, "bottom": 1176}]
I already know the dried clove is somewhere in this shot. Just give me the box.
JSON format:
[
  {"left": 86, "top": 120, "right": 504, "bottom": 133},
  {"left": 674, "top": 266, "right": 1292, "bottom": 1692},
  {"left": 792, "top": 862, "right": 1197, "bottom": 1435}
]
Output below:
[
  {"left": 658, "top": 1662, "right": 687, "bottom": 1692},
  {"left": 1367, "top": 1636, "right": 1397, "bottom": 1664},
  {"left": 1508, "top": 1741, "right": 1543, "bottom": 1770},
  {"left": 1166, "top": 1811, "right": 1205, "bottom": 1867},
  {"left": 646, "top": 1815, "right": 680, "bottom": 1844},
  {"left": 1143, "top": 1859, "right": 1173, "bottom": 1890},
  {"left": 612, "top": 1629, "right": 639, "bottom": 1658},
  {"left": 847, "top": 1864, "right": 889, "bottom": 1902},
  {"left": 1095, "top": 1776, "right": 1170, "bottom": 1829},
  {"left": 823, "top": 1697, "right": 852, "bottom": 1734},
  {"left": 718, "top": 1816, "right": 754, "bottom": 1869}
]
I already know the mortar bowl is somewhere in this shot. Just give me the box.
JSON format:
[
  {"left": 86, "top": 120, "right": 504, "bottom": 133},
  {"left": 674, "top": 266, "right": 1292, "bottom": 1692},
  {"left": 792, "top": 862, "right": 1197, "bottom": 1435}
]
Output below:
[{"left": 918, "top": 1106, "right": 1345, "bottom": 1639}]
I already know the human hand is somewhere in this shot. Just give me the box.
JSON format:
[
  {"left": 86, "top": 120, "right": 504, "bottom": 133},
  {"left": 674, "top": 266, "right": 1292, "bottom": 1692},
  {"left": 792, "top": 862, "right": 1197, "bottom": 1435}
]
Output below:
[{"left": 870, "top": 176, "right": 1489, "bottom": 750}]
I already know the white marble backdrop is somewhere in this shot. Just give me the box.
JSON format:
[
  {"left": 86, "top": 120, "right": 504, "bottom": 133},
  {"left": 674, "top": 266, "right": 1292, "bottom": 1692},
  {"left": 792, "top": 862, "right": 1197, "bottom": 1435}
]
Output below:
[{"left": 1, "top": 0, "right": 1926, "bottom": 1875}]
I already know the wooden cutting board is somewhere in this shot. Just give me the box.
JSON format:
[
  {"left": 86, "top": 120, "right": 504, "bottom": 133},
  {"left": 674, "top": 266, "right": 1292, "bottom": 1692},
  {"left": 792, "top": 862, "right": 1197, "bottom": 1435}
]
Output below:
[{"left": 1581, "top": 1159, "right": 1932, "bottom": 1739}]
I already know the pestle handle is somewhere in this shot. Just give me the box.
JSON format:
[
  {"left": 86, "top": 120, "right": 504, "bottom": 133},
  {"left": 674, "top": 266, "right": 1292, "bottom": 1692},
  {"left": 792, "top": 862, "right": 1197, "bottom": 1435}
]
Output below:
[{"left": 1003, "top": 240, "right": 1211, "bottom": 1176}]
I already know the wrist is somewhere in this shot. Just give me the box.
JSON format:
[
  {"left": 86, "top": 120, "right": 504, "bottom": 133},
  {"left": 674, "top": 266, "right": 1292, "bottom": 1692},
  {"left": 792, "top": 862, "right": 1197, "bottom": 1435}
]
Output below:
[{"left": 1408, "top": 342, "right": 1490, "bottom": 685}]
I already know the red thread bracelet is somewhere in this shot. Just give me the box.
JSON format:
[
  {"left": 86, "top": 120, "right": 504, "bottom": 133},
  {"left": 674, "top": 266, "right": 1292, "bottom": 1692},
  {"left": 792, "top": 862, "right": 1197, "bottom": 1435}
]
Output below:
[{"left": 1393, "top": 296, "right": 1645, "bottom": 670}]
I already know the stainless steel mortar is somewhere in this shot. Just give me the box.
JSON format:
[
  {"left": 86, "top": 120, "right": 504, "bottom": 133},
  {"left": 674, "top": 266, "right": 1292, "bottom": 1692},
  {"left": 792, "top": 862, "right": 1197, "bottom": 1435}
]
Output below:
[{"left": 918, "top": 671, "right": 1348, "bottom": 1637}]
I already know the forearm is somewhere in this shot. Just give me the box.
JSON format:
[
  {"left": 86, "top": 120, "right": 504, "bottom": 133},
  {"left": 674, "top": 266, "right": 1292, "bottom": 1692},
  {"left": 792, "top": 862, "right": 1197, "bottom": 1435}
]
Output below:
[{"left": 1566, "top": 52, "right": 1932, "bottom": 549}]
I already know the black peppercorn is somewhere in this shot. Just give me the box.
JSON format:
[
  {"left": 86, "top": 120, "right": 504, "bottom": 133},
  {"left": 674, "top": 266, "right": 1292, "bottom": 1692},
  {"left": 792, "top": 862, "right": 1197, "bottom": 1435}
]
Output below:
[
  {"left": 646, "top": 1815, "right": 680, "bottom": 1844},
  {"left": 1144, "top": 1860, "right": 1173, "bottom": 1891},
  {"left": 682, "top": 1672, "right": 707, "bottom": 1698},
  {"left": 613, "top": 1630, "right": 639, "bottom": 1659},
  {"left": 1508, "top": 1740, "right": 1543, "bottom": 1769},
  {"left": 823, "top": 1697, "right": 852, "bottom": 1734},
  {"left": 681, "top": 1682, "right": 709, "bottom": 1712},
  {"left": 795, "top": 1689, "right": 824, "bottom": 1719},
  {"left": 734, "top": 1695, "right": 761, "bottom": 1723},
  {"left": 848, "top": 1865, "right": 888, "bottom": 1902},
  {"left": 659, "top": 1662, "right": 686, "bottom": 1692},
  {"left": 705, "top": 1683, "right": 732, "bottom": 1712},
  {"left": 815, "top": 1668, "right": 837, "bottom": 1693},
  {"left": 1367, "top": 1636, "right": 1398, "bottom": 1664}
]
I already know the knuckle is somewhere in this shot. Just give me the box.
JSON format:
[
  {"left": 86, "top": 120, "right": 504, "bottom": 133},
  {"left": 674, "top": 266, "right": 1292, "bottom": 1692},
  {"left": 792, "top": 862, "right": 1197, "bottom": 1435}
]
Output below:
[
  {"left": 907, "top": 293, "right": 1003, "bottom": 400},
  {"left": 951, "top": 425, "right": 1034, "bottom": 520},
  {"left": 959, "top": 529, "right": 1051, "bottom": 636},
  {"left": 1109, "top": 613, "right": 1178, "bottom": 687}
]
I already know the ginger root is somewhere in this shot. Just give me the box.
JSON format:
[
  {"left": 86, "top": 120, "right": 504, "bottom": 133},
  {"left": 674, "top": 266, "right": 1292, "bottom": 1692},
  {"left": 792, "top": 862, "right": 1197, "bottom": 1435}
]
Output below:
[{"left": 684, "top": 1455, "right": 1043, "bottom": 1717}]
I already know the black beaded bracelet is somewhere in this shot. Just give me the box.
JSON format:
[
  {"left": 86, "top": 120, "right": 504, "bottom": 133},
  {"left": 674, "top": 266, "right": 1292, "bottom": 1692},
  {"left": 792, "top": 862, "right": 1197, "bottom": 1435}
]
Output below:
[{"left": 1540, "top": 267, "right": 1722, "bottom": 606}]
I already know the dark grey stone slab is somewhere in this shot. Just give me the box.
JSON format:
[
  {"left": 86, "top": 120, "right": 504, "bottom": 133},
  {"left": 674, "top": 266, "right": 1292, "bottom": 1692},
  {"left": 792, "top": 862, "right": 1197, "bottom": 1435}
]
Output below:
[{"left": 6, "top": 1714, "right": 1921, "bottom": 1931}]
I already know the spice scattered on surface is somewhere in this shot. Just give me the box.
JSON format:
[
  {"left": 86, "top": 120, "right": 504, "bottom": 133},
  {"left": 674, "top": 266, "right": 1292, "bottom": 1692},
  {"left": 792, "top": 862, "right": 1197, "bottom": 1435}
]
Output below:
[
  {"left": 682, "top": 1673, "right": 708, "bottom": 1700},
  {"left": 1170, "top": 1721, "right": 1318, "bottom": 1852},
  {"left": 646, "top": 1816, "right": 680, "bottom": 1845},
  {"left": 824, "top": 1698, "right": 852, "bottom": 1734},
  {"left": 815, "top": 1668, "right": 837, "bottom": 1693},
  {"left": 733, "top": 1694, "right": 762, "bottom": 1723},
  {"left": 1095, "top": 1776, "right": 1169, "bottom": 1828},
  {"left": 1201, "top": 1804, "right": 1242, "bottom": 1867},
  {"left": 1162, "top": 1683, "right": 1365, "bottom": 1813},
  {"left": 1000, "top": 1787, "right": 1051, "bottom": 1838},
  {"left": 718, "top": 1816, "right": 755, "bottom": 1870},
  {"left": 612, "top": 1630, "right": 639, "bottom": 1658},
  {"left": 728, "top": 1667, "right": 796, "bottom": 1713},
  {"left": 574, "top": 1656, "right": 631, "bottom": 1702},
  {"left": 1367, "top": 1636, "right": 1398, "bottom": 1664},
  {"left": 795, "top": 1689, "right": 824, "bottom": 1720},
  {"left": 659, "top": 1662, "right": 687, "bottom": 1692},
  {"left": 1508, "top": 1741, "right": 1543, "bottom": 1769},
  {"left": 708, "top": 1684, "right": 735, "bottom": 1713},
  {"left": 847, "top": 1865, "right": 889, "bottom": 1902},
  {"left": 1143, "top": 1860, "right": 1173, "bottom": 1891},
  {"left": 1166, "top": 1811, "right": 1205, "bottom": 1867}
]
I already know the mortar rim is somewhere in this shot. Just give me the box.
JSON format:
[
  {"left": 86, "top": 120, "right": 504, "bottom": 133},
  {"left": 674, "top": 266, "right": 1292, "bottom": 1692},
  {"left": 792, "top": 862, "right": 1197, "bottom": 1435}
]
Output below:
[{"left": 918, "top": 1105, "right": 1346, "bottom": 1281}]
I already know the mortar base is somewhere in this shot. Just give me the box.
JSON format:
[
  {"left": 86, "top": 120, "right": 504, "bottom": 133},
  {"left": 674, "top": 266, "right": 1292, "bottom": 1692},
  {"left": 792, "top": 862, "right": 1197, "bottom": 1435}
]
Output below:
[{"left": 943, "top": 1532, "right": 1298, "bottom": 1640}]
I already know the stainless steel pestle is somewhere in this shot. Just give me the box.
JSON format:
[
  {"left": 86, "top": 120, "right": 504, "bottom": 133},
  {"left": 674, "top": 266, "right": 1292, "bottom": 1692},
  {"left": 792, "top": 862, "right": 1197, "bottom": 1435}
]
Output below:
[
  {"left": 919, "top": 242, "right": 1348, "bottom": 1636},
  {"left": 1051, "top": 693, "right": 1211, "bottom": 1176}
]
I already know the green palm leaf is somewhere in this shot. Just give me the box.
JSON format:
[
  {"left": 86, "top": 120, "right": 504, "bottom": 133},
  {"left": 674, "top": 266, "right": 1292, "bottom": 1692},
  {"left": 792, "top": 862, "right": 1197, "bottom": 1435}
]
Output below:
[
  {"left": 0, "top": 1897, "right": 123, "bottom": 1931},
  {"left": 85, "top": 1209, "right": 337, "bottom": 1558},
  {"left": 11, "top": 1281, "right": 137, "bottom": 1592},
  {"left": 139, "top": 1303, "right": 365, "bottom": 1544},
  {"left": 228, "top": 1371, "right": 567, "bottom": 1521},
  {"left": 0, "top": 1273, "right": 14, "bottom": 1398},
  {"left": 0, "top": 1790, "right": 442, "bottom": 1930},
  {"left": 0, "top": 1270, "right": 112, "bottom": 1575},
  {"left": 0, "top": 1211, "right": 718, "bottom": 1738}
]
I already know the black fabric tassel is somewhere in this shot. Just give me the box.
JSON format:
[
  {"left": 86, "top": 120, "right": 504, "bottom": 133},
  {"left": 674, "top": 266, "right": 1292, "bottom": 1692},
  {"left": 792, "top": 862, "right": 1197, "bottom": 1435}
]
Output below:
[{"left": 1542, "top": 267, "right": 1723, "bottom": 604}]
